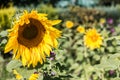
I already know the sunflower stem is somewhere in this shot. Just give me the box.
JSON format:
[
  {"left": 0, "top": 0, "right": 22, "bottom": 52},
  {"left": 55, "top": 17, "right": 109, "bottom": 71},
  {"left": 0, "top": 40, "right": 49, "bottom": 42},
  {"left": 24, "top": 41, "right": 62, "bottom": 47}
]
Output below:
[{"left": 83, "top": 46, "right": 90, "bottom": 80}]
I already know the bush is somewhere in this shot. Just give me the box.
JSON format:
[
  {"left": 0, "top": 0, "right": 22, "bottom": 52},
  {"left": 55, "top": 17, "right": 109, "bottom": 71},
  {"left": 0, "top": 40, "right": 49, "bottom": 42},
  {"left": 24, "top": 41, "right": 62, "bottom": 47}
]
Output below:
[{"left": 0, "top": 7, "right": 16, "bottom": 31}]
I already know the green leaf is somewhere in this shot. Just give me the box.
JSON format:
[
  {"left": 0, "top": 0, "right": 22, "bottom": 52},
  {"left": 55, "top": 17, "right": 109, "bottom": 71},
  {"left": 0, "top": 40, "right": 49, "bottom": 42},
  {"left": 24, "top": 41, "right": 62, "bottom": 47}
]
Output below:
[
  {"left": 0, "top": 31, "right": 8, "bottom": 37},
  {"left": 109, "top": 53, "right": 120, "bottom": 59},
  {"left": 0, "top": 55, "right": 4, "bottom": 62},
  {"left": 111, "top": 78, "right": 120, "bottom": 80},
  {"left": 16, "top": 67, "right": 36, "bottom": 79},
  {"left": 101, "top": 56, "right": 108, "bottom": 64},
  {"left": 6, "top": 60, "right": 22, "bottom": 72},
  {"left": 95, "top": 56, "right": 120, "bottom": 70},
  {"left": 76, "top": 50, "right": 84, "bottom": 61},
  {"left": 93, "top": 54, "right": 100, "bottom": 61},
  {"left": 1, "top": 39, "right": 7, "bottom": 44},
  {"left": 107, "top": 46, "right": 115, "bottom": 52}
]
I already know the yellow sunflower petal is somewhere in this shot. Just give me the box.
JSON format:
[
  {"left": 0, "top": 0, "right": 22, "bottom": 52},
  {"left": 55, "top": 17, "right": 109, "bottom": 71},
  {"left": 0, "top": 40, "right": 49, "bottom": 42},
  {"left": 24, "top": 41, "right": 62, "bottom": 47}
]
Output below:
[
  {"left": 4, "top": 36, "right": 17, "bottom": 53},
  {"left": 42, "top": 44, "right": 51, "bottom": 56},
  {"left": 38, "top": 44, "right": 46, "bottom": 61},
  {"left": 13, "top": 70, "right": 23, "bottom": 80},
  {"left": 43, "top": 33, "right": 53, "bottom": 46},
  {"left": 14, "top": 46, "right": 21, "bottom": 59},
  {"left": 29, "top": 73, "right": 39, "bottom": 80},
  {"left": 20, "top": 46, "right": 27, "bottom": 66},
  {"left": 51, "top": 20, "right": 62, "bottom": 25},
  {"left": 34, "top": 47, "right": 43, "bottom": 64}
]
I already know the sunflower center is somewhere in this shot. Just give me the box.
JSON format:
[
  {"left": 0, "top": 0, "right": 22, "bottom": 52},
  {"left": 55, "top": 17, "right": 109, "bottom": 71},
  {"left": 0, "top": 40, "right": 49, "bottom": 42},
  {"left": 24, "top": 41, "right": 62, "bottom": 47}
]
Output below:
[
  {"left": 91, "top": 35, "right": 98, "bottom": 42},
  {"left": 22, "top": 24, "right": 38, "bottom": 40},
  {"left": 18, "top": 18, "right": 46, "bottom": 48}
]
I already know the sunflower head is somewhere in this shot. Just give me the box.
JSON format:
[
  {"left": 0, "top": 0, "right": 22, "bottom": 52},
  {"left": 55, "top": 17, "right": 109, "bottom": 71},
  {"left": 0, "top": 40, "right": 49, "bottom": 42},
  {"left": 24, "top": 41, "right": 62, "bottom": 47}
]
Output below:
[
  {"left": 29, "top": 72, "right": 39, "bottom": 80},
  {"left": 5, "top": 10, "right": 61, "bottom": 67},
  {"left": 13, "top": 70, "right": 23, "bottom": 80},
  {"left": 84, "top": 28, "right": 103, "bottom": 50},
  {"left": 76, "top": 25, "right": 85, "bottom": 33},
  {"left": 65, "top": 20, "right": 74, "bottom": 28},
  {"left": 99, "top": 18, "right": 106, "bottom": 24}
]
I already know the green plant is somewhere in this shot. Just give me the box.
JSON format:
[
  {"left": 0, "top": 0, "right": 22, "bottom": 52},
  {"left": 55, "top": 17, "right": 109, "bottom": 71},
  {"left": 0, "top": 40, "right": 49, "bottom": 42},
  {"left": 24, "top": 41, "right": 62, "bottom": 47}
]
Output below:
[{"left": 0, "top": 7, "right": 16, "bottom": 31}]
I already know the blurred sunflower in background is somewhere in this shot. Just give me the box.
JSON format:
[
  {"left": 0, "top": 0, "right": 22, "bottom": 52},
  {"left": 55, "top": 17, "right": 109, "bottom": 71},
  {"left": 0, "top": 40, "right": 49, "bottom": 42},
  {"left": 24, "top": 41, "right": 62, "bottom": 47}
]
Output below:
[
  {"left": 84, "top": 28, "right": 103, "bottom": 50},
  {"left": 99, "top": 18, "right": 106, "bottom": 24},
  {"left": 76, "top": 25, "right": 85, "bottom": 33},
  {"left": 65, "top": 20, "right": 74, "bottom": 28},
  {"left": 4, "top": 10, "right": 61, "bottom": 67}
]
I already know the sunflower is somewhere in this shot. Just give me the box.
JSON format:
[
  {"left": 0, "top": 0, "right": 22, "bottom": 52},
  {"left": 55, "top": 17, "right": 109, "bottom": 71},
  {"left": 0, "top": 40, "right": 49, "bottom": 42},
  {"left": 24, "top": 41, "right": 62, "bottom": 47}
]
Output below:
[
  {"left": 99, "top": 18, "right": 106, "bottom": 24},
  {"left": 65, "top": 21, "right": 74, "bottom": 28},
  {"left": 84, "top": 28, "right": 102, "bottom": 50},
  {"left": 29, "top": 73, "right": 39, "bottom": 80},
  {"left": 4, "top": 10, "right": 61, "bottom": 67},
  {"left": 76, "top": 25, "right": 85, "bottom": 33},
  {"left": 13, "top": 70, "right": 23, "bottom": 80}
]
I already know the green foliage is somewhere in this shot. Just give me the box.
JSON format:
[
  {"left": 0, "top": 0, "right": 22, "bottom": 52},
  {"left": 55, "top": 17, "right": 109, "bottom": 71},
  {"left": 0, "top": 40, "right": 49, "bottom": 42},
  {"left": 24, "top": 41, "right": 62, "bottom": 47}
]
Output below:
[
  {"left": 95, "top": 53, "right": 120, "bottom": 70},
  {"left": 0, "top": 30, "right": 8, "bottom": 51},
  {"left": 0, "top": 55, "right": 13, "bottom": 80},
  {"left": 5, "top": 49, "right": 72, "bottom": 80},
  {"left": 99, "top": 0, "right": 120, "bottom": 6},
  {"left": 59, "top": 6, "right": 105, "bottom": 26},
  {"left": 95, "top": 5, "right": 120, "bottom": 20},
  {"left": 57, "top": 12, "right": 120, "bottom": 79},
  {"left": 36, "top": 4, "right": 61, "bottom": 19},
  {"left": 0, "top": 7, "right": 16, "bottom": 31}
]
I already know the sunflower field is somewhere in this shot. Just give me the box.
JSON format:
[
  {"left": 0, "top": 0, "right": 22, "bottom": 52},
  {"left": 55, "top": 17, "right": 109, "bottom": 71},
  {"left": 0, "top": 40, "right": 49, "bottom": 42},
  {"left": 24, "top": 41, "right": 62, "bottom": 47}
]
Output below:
[{"left": 0, "top": 0, "right": 120, "bottom": 80}]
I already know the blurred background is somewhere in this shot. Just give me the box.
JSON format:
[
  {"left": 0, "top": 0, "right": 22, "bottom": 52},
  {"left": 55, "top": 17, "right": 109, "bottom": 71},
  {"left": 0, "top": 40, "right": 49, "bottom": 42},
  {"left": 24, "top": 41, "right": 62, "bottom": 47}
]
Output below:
[{"left": 0, "top": 0, "right": 120, "bottom": 30}]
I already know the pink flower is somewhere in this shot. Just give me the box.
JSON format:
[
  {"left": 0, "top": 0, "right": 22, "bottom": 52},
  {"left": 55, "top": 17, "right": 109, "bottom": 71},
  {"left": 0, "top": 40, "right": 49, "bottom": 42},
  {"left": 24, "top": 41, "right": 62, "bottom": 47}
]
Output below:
[{"left": 107, "top": 18, "right": 113, "bottom": 24}]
